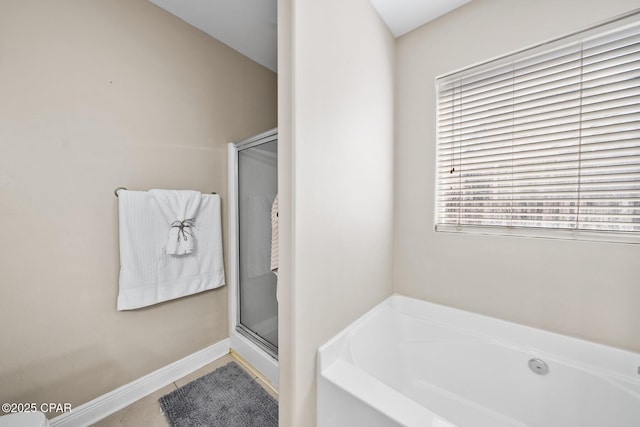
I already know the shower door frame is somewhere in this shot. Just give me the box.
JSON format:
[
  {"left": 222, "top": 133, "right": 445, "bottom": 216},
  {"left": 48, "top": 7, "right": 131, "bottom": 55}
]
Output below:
[{"left": 228, "top": 128, "right": 278, "bottom": 388}]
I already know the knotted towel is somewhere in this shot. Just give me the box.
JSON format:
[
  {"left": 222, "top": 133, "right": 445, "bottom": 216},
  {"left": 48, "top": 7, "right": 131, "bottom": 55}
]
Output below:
[{"left": 149, "top": 189, "right": 202, "bottom": 255}]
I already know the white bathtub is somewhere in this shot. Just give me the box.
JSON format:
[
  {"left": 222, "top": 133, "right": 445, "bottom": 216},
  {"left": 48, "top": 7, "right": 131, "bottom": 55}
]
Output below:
[{"left": 317, "top": 295, "right": 640, "bottom": 427}]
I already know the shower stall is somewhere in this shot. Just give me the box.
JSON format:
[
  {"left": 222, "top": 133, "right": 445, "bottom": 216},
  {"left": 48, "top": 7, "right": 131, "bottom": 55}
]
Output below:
[{"left": 228, "top": 129, "right": 278, "bottom": 387}]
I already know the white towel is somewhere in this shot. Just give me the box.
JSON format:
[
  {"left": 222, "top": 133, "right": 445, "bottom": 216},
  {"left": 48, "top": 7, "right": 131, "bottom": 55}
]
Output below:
[
  {"left": 149, "top": 189, "right": 202, "bottom": 255},
  {"left": 270, "top": 194, "right": 279, "bottom": 274},
  {"left": 117, "top": 190, "right": 225, "bottom": 310}
]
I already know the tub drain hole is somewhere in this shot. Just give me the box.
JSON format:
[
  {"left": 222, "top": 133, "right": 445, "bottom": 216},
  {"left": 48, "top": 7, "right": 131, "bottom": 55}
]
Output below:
[{"left": 528, "top": 358, "right": 549, "bottom": 375}]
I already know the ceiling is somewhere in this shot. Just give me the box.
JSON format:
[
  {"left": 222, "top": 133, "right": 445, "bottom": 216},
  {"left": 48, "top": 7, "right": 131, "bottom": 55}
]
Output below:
[
  {"left": 148, "top": 0, "right": 471, "bottom": 73},
  {"left": 148, "top": 0, "right": 278, "bottom": 72},
  {"left": 370, "top": 0, "right": 472, "bottom": 37}
]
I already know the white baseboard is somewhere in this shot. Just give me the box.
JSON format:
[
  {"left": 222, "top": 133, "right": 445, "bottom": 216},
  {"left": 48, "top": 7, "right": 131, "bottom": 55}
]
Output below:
[{"left": 50, "top": 339, "right": 230, "bottom": 427}]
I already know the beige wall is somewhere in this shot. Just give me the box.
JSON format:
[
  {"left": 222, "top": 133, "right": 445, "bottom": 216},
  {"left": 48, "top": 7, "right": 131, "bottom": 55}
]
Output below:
[
  {"left": 0, "top": 0, "right": 276, "bottom": 412},
  {"left": 278, "top": 0, "right": 396, "bottom": 425},
  {"left": 395, "top": 0, "right": 640, "bottom": 353}
]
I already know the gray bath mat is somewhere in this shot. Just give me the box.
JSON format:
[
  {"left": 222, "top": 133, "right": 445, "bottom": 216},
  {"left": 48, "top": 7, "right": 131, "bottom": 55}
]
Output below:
[{"left": 159, "top": 361, "right": 278, "bottom": 427}]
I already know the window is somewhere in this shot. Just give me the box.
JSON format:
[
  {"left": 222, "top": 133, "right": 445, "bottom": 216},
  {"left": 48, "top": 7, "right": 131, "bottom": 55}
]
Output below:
[{"left": 435, "top": 13, "right": 640, "bottom": 242}]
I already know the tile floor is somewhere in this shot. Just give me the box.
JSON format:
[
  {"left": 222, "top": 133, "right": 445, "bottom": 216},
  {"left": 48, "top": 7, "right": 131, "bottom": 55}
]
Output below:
[{"left": 91, "top": 353, "right": 278, "bottom": 427}]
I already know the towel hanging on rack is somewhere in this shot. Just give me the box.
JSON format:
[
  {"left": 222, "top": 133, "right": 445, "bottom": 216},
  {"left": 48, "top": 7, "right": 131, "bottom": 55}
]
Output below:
[{"left": 116, "top": 189, "right": 225, "bottom": 310}]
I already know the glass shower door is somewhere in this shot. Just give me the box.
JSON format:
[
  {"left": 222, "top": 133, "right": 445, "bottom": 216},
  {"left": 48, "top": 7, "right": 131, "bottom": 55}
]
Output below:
[{"left": 237, "top": 138, "right": 278, "bottom": 357}]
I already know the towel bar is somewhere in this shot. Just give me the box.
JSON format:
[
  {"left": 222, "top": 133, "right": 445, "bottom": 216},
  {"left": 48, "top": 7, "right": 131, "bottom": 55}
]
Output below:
[{"left": 114, "top": 187, "right": 217, "bottom": 197}]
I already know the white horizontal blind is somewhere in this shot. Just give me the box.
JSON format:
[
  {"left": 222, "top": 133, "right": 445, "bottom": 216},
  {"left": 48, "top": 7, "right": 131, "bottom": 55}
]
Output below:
[{"left": 436, "top": 16, "right": 640, "bottom": 240}]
